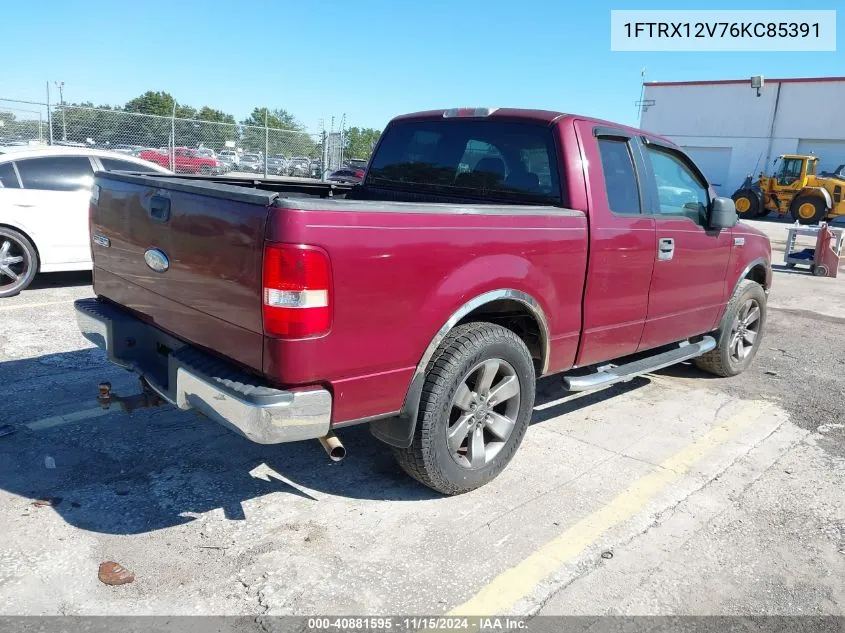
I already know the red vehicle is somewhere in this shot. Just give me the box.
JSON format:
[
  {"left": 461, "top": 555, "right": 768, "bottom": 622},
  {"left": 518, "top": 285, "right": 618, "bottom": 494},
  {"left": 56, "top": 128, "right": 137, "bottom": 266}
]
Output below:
[
  {"left": 137, "top": 147, "right": 221, "bottom": 174},
  {"left": 76, "top": 108, "right": 771, "bottom": 494}
]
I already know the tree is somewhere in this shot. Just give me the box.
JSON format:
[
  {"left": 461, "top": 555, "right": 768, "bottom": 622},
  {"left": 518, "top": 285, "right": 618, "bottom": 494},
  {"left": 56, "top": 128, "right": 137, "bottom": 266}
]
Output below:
[
  {"left": 241, "top": 107, "right": 302, "bottom": 131},
  {"left": 240, "top": 107, "right": 313, "bottom": 157},
  {"left": 125, "top": 91, "right": 179, "bottom": 117},
  {"left": 344, "top": 127, "right": 382, "bottom": 160},
  {"left": 197, "top": 107, "right": 236, "bottom": 125}
]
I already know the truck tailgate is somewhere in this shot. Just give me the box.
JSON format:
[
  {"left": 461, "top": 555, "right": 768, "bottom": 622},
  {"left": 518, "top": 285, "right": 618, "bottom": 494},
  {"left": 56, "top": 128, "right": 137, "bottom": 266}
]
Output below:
[{"left": 90, "top": 173, "right": 275, "bottom": 373}]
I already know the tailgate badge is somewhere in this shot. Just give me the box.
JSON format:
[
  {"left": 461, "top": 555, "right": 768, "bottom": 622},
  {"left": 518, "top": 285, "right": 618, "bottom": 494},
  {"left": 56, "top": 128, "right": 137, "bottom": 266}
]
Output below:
[
  {"left": 144, "top": 248, "right": 170, "bottom": 273},
  {"left": 93, "top": 234, "right": 110, "bottom": 248}
]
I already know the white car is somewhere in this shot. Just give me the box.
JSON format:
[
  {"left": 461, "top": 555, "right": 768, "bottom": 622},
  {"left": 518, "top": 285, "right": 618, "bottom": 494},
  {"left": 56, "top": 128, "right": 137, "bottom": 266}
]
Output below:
[{"left": 0, "top": 146, "right": 170, "bottom": 297}]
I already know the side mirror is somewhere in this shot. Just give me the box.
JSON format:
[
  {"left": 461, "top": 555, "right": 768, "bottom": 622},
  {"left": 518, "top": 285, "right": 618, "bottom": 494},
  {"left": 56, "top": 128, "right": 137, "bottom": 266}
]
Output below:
[{"left": 710, "top": 196, "right": 738, "bottom": 229}]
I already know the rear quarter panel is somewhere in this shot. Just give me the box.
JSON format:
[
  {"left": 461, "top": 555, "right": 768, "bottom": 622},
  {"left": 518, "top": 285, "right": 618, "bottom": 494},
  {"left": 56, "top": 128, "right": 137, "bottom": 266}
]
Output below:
[{"left": 265, "top": 202, "right": 588, "bottom": 423}]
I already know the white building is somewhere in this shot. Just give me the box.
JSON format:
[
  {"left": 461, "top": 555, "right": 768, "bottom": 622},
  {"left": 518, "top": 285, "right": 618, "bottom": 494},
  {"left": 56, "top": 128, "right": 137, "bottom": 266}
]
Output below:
[{"left": 639, "top": 76, "right": 845, "bottom": 196}]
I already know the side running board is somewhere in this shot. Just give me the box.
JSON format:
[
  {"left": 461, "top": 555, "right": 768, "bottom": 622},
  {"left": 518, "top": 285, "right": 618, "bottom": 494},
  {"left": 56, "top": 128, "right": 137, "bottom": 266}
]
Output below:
[{"left": 563, "top": 336, "right": 717, "bottom": 392}]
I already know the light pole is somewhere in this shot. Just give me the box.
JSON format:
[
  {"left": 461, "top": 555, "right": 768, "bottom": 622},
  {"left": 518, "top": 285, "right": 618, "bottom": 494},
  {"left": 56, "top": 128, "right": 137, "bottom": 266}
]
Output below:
[{"left": 55, "top": 81, "right": 67, "bottom": 141}]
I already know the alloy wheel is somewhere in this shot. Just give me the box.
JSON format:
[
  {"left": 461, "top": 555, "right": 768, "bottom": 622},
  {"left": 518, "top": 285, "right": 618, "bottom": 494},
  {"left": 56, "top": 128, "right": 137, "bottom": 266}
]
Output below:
[
  {"left": 446, "top": 358, "right": 521, "bottom": 469},
  {"left": 0, "top": 237, "right": 28, "bottom": 294},
  {"left": 729, "top": 298, "right": 761, "bottom": 362}
]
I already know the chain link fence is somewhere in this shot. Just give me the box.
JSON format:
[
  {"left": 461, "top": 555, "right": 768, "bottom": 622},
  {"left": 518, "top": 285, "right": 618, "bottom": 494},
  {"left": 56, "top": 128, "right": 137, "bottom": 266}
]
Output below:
[{"left": 1, "top": 99, "right": 347, "bottom": 179}]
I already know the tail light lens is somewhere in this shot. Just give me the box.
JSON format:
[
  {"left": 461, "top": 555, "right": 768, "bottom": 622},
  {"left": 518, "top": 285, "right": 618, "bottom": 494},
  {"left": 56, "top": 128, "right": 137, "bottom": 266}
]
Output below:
[
  {"left": 354, "top": 170, "right": 365, "bottom": 178},
  {"left": 262, "top": 243, "right": 331, "bottom": 338}
]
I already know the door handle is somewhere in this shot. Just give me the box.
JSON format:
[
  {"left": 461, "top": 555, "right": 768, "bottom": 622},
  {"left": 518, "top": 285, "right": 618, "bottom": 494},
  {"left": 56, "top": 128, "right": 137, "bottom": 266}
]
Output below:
[{"left": 658, "top": 237, "right": 675, "bottom": 261}]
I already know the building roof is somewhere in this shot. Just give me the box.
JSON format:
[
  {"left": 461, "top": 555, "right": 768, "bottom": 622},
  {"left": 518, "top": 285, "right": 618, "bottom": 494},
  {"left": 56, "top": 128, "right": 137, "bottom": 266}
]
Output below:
[{"left": 645, "top": 76, "right": 845, "bottom": 87}]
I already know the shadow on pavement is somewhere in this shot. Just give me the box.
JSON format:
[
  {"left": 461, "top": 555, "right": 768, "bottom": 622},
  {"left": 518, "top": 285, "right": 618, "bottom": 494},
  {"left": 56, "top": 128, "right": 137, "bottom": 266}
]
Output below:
[
  {"left": 26, "top": 271, "right": 92, "bottom": 290},
  {"left": 0, "top": 349, "right": 677, "bottom": 535}
]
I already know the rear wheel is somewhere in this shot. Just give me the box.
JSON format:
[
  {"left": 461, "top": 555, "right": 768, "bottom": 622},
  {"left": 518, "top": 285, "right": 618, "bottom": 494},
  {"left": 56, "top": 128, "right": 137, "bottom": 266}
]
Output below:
[
  {"left": 694, "top": 280, "right": 766, "bottom": 377},
  {"left": 0, "top": 227, "right": 38, "bottom": 298},
  {"left": 392, "top": 322, "right": 536, "bottom": 495},
  {"left": 790, "top": 195, "right": 827, "bottom": 225},
  {"left": 732, "top": 190, "right": 760, "bottom": 219}
]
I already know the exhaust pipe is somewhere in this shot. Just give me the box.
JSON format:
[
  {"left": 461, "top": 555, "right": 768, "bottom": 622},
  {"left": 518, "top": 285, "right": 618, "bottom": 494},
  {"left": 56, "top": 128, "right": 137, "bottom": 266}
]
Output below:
[{"left": 318, "top": 432, "right": 346, "bottom": 462}]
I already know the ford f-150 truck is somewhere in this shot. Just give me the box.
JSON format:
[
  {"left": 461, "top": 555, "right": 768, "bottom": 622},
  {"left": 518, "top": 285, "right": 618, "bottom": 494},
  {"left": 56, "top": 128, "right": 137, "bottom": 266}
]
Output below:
[{"left": 75, "top": 108, "right": 771, "bottom": 495}]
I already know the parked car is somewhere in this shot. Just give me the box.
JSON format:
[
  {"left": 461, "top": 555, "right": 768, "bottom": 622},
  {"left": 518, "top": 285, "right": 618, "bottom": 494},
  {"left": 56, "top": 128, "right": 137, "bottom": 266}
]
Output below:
[
  {"left": 266, "top": 155, "right": 288, "bottom": 175},
  {"left": 76, "top": 107, "right": 770, "bottom": 495},
  {"left": 239, "top": 153, "right": 263, "bottom": 173},
  {"left": 0, "top": 146, "right": 169, "bottom": 296},
  {"left": 287, "top": 156, "right": 310, "bottom": 177},
  {"left": 218, "top": 150, "right": 239, "bottom": 169},
  {"left": 137, "top": 147, "right": 222, "bottom": 175},
  {"left": 195, "top": 148, "right": 229, "bottom": 174},
  {"left": 327, "top": 167, "right": 365, "bottom": 184},
  {"left": 345, "top": 158, "right": 369, "bottom": 171},
  {"left": 309, "top": 158, "right": 322, "bottom": 179}
]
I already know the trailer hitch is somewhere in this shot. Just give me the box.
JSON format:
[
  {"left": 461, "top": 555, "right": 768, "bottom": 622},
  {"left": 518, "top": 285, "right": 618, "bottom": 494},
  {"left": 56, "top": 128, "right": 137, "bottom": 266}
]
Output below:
[{"left": 97, "top": 377, "right": 164, "bottom": 414}]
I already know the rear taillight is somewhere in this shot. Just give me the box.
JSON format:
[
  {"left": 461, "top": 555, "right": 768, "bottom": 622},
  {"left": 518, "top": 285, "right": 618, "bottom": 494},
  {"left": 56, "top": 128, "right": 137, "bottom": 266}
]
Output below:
[
  {"left": 354, "top": 170, "right": 365, "bottom": 178},
  {"left": 262, "top": 243, "right": 331, "bottom": 338}
]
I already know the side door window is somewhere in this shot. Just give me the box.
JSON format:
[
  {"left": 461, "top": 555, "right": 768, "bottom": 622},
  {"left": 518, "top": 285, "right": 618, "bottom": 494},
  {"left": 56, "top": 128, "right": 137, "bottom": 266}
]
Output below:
[
  {"left": 596, "top": 138, "right": 642, "bottom": 215},
  {"left": 15, "top": 156, "right": 95, "bottom": 191},
  {"left": 0, "top": 163, "right": 21, "bottom": 188},
  {"left": 643, "top": 146, "right": 709, "bottom": 226}
]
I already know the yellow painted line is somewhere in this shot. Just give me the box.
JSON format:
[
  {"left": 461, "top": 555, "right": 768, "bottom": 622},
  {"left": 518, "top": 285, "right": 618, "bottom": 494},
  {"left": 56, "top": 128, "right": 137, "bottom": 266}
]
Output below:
[
  {"left": 26, "top": 407, "right": 111, "bottom": 431},
  {"left": 0, "top": 300, "right": 73, "bottom": 312},
  {"left": 448, "top": 401, "right": 770, "bottom": 616}
]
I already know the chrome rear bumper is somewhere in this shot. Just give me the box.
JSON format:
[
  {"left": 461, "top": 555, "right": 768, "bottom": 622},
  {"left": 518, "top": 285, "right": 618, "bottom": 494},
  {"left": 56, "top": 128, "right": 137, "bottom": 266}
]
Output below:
[{"left": 74, "top": 299, "right": 332, "bottom": 444}]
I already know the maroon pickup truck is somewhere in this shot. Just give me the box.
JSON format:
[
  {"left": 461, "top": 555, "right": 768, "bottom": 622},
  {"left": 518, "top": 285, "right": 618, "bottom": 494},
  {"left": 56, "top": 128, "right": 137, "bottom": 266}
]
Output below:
[{"left": 75, "top": 108, "right": 771, "bottom": 495}]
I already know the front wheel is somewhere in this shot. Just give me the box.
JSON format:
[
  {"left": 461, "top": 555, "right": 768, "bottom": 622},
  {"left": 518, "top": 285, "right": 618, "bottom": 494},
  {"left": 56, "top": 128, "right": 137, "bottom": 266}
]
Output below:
[
  {"left": 392, "top": 322, "right": 536, "bottom": 495},
  {"left": 732, "top": 190, "right": 761, "bottom": 219},
  {"left": 0, "top": 227, "right": 39, "bottom": 298},
  {"left": 694, "top": 280, "right": 767, "bottom": 377}
]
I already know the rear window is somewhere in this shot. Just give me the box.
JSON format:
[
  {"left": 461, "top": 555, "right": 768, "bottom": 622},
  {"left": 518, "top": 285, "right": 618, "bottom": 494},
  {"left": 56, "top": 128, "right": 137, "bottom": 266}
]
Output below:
[
  {"left": 367, "top": 120, "right": 561, "bottom": 205},
  {"left": 99, "top": 157, "right": 161, "bottom": 173}
]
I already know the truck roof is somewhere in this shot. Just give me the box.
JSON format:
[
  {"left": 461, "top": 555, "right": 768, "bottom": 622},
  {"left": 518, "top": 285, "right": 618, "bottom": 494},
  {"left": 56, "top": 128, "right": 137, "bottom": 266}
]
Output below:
[{"left": 389, "top": 108, "right": 677, "bottom": 146}]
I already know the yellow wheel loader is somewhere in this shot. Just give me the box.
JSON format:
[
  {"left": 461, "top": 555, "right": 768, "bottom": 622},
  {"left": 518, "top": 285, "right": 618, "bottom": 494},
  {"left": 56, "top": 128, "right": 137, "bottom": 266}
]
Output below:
[{"left": 732, "top": 155, "right": 845, "bottom": 225}]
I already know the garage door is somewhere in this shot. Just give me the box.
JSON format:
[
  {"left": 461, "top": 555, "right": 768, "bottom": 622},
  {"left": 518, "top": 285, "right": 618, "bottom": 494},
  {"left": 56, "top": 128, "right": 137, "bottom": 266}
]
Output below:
[
  {"left": 680, "top": 146, "right": 732, "bottom": 195},
  {"left": 797, "top": 139, "right": 845, "bottom": 175}
]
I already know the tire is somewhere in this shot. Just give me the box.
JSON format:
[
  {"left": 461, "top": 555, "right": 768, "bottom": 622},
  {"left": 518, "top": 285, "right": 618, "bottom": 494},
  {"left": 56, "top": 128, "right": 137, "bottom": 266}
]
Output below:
[
  {"left": 200, "top": 165, "right": 211, "bottom": 175},
  {"left": 0, "top": 227, "right": 39, "bottom": 298},
  {"left": 732, "top": 190, "right": 761, "bottom": 219},
  {"left": 790, "top": 195, "right": 827, "bottom": 225},
  {"left": 694, "top": 280, "right": 767, "bottom": 377},
  {"left": 392, "top": 322, "right": 536, "bottom": 495},
  {"left": 754, "top": 208, "right": 770, "bottom": 218}
]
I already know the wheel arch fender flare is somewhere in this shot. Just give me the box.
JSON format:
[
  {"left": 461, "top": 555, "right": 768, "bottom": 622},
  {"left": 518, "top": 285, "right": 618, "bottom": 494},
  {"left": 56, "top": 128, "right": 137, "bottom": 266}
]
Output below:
[
  {"left": 370, "top": 288, "right": 550, "bottom": 449},
  {"left": 731, "top": 256, "right": 770, "bottom": 298},
  {"left": 796, "top": 187, "right": 832, "bottom": 210}
]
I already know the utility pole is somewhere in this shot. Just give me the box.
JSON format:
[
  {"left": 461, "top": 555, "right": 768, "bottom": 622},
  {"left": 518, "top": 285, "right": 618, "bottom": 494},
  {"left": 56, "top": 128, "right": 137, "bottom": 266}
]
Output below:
[
  {"left": 636, "top": 68, "right": 646, "bottom": 122},
  {"left": 46, "top": 81, "right": 53, "bottom": 145},
  {"left": 339, "top": 113, "right": 346, "bottom": 166},
  {"left": 264, "top": 109, "right": 269, "bottom": 178},
  {"left": 170, "top": 101, "right": 176, "bottom": 171},
  {"left": 55, "top": 81, "right": 67, "bottom": 141}
]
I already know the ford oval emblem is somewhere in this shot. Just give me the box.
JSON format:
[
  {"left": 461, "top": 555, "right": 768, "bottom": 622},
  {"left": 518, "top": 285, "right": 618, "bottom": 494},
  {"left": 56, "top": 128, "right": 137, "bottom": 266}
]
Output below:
[{"left": 144, "top": 248, "right": 170, "bottom": 273}]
